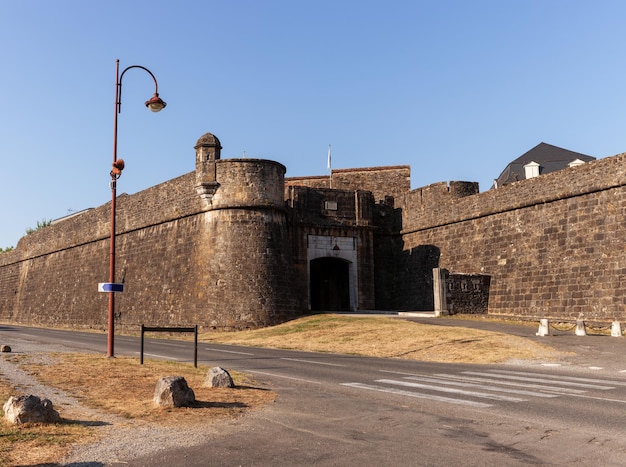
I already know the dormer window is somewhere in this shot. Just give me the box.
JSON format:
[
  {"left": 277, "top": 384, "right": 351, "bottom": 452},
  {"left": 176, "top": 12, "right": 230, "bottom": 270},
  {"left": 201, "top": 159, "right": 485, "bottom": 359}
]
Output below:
[
  {"left": 524, "top": 161, "right": 540, "bottom": 179},
  {"left": 568, "top": 158, "right": 586, "bottom": 168}
]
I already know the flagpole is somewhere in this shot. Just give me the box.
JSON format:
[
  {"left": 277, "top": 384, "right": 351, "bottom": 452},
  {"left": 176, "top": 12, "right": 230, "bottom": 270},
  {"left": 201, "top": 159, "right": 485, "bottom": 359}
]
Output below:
[{"left": 327, "top": 144, "right": 332, "bottom": 189}]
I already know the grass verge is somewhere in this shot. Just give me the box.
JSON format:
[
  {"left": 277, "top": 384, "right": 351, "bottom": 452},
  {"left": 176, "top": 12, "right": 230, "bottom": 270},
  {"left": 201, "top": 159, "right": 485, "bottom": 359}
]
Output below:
[
  {"left": 201, "top": 314, "right": 566, "bottom": 364},
  {"left": 0, "top": 353, "right": 275, "bottom": 467}
]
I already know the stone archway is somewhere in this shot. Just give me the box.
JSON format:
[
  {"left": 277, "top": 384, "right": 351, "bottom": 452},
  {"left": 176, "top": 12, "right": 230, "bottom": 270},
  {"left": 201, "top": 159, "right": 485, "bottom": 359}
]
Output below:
[
  {"left": 307, "top": 235, "right": 358, "bottom": 311},
  {"left": 310, "top": 257, "right": 351, "bottom": 311}
]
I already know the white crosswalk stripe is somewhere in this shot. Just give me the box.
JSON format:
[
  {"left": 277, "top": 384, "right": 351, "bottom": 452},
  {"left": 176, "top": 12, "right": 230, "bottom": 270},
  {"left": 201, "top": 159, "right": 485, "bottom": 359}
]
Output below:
[
  {"left": 482, "top": 369, "right": 626, "bottom": 386},
  {"left": 375, "top": 378, "right": 526, "bottom": 402},
  {"left": 404, "top": 375, "right": 559, "bottom": 398},
  {"left": 342, "top": 369, "right": 625, "bottom": 408},
  {"left": 341, "top": 382, "right": 493, "bottom": 408},
  {"left": 432, "top": 373, "right": 588, "bottom": 394},
  {"left": 460, "top": 371, "right": 616, "bottom": 390}
]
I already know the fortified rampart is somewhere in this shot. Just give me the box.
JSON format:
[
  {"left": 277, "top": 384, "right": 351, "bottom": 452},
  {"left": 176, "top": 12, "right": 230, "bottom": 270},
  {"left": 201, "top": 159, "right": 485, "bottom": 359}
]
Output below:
[
  {"left": 0, "top": 170, "right": 205, "bottom": 328},
  {"left": 2, "top": 130, "right": 626, "bottom": 330},
  {"left": 286, "top": 165, "right": 410, "bottom": 203},
  {"left": 0, "top": 133, "right": 300, "bottom": 330},
  {"left": 397, "top": 153, "right": 626, "bottom": 321}
]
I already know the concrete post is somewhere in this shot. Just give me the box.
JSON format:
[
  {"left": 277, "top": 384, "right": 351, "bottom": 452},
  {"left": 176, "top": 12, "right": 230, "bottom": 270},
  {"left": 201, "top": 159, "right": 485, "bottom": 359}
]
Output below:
[
  {"left": 432, "top": 268, "right": 448, "bottom": 317},
  {"left": 611, "top": 321, "right": 623, "bottom": 337},
  {"left": 536, "top": 319, "right": 550, "bottom": 336}
]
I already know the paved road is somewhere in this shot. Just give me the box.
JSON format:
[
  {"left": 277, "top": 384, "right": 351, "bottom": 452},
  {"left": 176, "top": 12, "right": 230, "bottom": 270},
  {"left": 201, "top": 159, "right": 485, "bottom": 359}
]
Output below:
[{"left": 3, "top": 324, "right": 626, "bottom": 466}]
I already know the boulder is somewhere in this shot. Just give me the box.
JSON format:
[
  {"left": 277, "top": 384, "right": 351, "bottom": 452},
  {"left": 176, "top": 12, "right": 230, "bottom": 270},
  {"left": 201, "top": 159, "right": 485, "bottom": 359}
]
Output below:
[
  {"left": 153, "top": 376, "right": 195, "bottom": 407},
  {"left": 205, "top": 366, "right": 234, "bottom": 388},
  {"left": 3, "top": 394, "right": 60, "bottom": 424}
]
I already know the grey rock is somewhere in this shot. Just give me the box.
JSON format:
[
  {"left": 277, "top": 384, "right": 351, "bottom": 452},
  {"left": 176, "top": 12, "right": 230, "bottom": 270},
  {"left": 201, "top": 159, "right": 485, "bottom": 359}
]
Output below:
[
  {"left": 3, "top": 394, "right": 60, "bottom": 424},
  {"left": 205, "top": 366, "right": 234, "bottom": 388},
  {"left": 153, "top": 376, "right": 195, "bottom": 407}
]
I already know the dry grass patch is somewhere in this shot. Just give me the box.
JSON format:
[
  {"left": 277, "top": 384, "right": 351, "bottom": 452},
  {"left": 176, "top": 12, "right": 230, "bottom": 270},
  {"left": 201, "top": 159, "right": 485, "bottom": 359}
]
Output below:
[
  {"left": 22, "top": 353, "right": 275, "bottom": 424},
  {"left": 202, "top": 314, "right": 564, "bottom": 364},
  {"left": 0, "top": 378, "right": 92, "bottom": 467},
  {"left": 1, "top": 353, "right": 274, "bottom": 466}
]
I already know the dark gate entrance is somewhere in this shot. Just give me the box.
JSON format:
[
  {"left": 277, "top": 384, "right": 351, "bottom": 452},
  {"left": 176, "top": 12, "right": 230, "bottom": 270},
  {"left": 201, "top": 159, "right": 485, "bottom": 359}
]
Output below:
[{"left": 310, "top": 257, "right": 351, "bottom": 311}]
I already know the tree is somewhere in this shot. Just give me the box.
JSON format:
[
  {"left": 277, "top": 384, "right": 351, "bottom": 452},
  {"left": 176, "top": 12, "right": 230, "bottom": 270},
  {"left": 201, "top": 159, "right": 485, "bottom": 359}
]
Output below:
[{"left": 26, "top": 218, "right": 52, "bottom": 235}]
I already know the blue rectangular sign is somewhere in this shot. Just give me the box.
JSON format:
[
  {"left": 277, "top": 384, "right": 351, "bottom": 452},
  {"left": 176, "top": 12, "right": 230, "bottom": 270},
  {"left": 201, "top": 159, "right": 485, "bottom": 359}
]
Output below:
[{"left": 98, "top": 283, "right": 124, "bottom": 293}]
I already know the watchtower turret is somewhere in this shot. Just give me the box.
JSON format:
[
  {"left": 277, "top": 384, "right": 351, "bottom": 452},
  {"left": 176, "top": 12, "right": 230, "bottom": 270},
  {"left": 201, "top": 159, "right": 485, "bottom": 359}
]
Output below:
[{"left": 195, "top": 132, "right": 222, "bottom": 201}]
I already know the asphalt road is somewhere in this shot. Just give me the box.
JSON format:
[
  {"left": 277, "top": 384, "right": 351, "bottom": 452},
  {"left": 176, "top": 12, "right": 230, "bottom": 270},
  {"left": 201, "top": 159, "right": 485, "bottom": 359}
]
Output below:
[{"left": 3, "top": 324, "right": 626, "bottom": 466}]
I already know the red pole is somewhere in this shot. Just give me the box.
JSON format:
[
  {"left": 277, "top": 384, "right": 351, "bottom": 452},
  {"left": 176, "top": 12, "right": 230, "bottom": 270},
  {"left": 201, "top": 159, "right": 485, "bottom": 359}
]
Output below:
[
  {"left": 106, "top": 60, "right": 165, "bottom": 357},
  {"left": 107, "top": 59, "right": 120, "bottom": 358}
]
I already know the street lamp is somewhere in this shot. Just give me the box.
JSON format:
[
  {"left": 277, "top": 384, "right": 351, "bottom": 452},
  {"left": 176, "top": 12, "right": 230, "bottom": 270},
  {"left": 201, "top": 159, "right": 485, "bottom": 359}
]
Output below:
[{"left": 108, "top": 59, "right": 166, "bottom": 357}]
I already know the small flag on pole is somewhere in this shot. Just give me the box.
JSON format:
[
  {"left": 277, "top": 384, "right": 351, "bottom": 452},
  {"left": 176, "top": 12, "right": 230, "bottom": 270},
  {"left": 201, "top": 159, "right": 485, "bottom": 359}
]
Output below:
[
  {"left": 327, "top": 144, "right": 331, "bottom": 171},
  {"left": 327, "top": 144, "right": 333, "bottom": 189}
]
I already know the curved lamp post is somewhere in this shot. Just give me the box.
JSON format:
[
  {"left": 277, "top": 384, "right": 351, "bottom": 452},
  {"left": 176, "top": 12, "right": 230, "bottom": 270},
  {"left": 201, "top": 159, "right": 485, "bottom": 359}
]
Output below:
[{"left": 108, "top": 60, "right": 166, "bottom": 357}]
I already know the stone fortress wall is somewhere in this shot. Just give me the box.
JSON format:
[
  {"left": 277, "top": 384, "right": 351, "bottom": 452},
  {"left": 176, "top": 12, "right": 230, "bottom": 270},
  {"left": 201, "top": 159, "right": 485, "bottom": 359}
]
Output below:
[
  {"left": 1, "top": 130, "right": 626, "bottom": 331},
  {"left": 397, "top": 152, "right": 626, "bottom": 321},
  {"left": 0, "top": 170, "right": 204, "bottom": 329},
  {"left": 0, "top": 134, "right": 302, "bottom": 331}
]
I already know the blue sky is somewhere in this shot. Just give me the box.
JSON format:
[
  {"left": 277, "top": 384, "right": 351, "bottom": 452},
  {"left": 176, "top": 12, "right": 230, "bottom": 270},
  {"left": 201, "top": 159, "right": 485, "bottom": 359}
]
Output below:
[{"left": 2, "top": 1, "right": 626, "bottom": 248}]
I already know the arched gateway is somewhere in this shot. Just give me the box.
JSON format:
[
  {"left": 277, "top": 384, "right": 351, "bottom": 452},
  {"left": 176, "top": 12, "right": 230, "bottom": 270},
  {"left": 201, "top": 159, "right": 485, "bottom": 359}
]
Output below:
[
  {"left": 307, "top": 235, "right": 358, "bottom": 311},
  {"left": 310, "top": 257, "right": 351, "bottom": 311}
]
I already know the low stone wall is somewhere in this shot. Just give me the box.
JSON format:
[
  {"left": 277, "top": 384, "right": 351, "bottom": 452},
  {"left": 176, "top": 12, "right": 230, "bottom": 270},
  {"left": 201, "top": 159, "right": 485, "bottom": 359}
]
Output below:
[{"left": 447, "top": 273, "right": 491, "bottom": 315}]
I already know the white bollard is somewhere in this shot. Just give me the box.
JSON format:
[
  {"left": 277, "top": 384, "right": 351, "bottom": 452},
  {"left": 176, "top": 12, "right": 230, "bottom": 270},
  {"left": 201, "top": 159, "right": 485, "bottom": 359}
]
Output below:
[
  {"left": 611, "top": 321, "right": 623, "bottom": 337},
  {"left": 575, "top": 319, "right": 587, "bottom": 336},
  {"left": 536, "top": 318, "right": 550, "bottom": 336}
]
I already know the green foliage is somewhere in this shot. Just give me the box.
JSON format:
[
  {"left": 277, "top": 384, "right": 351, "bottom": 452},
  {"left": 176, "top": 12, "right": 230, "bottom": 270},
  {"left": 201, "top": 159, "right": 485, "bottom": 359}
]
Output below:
[
  {"left": 25, "top": 218, "right": 52, "bottom": 235},
  {"left": 0, "top": 246, "right": 14, "bottom": 253}
]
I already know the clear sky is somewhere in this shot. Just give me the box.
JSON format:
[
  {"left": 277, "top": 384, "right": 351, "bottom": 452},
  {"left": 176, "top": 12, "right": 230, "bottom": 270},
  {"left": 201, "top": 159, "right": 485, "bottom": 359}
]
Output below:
[{"left": 2, "top": 0, "right": 626, "bottom": 249}]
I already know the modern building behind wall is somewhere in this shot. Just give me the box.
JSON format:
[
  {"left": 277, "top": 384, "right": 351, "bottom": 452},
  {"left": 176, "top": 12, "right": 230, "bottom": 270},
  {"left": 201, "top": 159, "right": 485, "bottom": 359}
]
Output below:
[{"left": 1, "top": 133, "right": 625, "bottom": 331}]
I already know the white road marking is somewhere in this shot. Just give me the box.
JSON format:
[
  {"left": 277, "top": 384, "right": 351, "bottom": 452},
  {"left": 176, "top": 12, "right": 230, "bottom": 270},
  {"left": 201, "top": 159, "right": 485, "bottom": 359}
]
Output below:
[
  {"left": 141, "top": 352, "right": 180, "bottom": 360},
  {"left": 205, "top": 347, "right": 255, "bottom": 356},
  {"left": 379, "top": 369, "right": 425, "bottom": 377},
  {"left": 404, "top": 375, "right": 558, "bottom": 398},
  {"left": 376, "top": 379, "right": 525, "bottom": 402},
  {"left": 245, "top": 370, "right": 322, "bottom": 385},
  {"left": 341, "top": 382, "right": 492, "bottom": 408},
  {"left": 358, "top": 368, "right": 626, "bottom": 408},
  {"left": 486, "top": 369, "right": 626, "bottom": 387},
  {"left": 433, "top": 373, "right": 587, "bottom": 394},
  {"left": 281, "top": 358, "right": 345, "bottom": 367},
  {"left": 462, "top": 371, "right": 615, "bottom": 390}
]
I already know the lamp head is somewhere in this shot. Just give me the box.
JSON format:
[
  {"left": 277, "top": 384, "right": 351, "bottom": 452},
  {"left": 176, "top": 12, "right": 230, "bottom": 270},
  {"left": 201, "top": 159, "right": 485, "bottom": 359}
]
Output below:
[
  {"left": 145, "top": 93, "right": 167, "bottom": 112},
  {"left": 111, "top": 159, "right": 125, "bottom": 177}
]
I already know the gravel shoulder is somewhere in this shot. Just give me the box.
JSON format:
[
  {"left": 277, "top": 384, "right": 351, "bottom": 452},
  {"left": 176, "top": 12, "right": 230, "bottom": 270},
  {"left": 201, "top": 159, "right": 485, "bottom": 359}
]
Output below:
[{"left": 0, "top": 337, "right": 231, "bottom": 466}]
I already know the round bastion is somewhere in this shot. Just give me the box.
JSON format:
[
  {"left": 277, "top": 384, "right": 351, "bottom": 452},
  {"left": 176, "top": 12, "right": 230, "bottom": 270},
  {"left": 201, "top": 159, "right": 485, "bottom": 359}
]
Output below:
[{"left": 210, "top": 158, "right": 287, "bottom": 210}]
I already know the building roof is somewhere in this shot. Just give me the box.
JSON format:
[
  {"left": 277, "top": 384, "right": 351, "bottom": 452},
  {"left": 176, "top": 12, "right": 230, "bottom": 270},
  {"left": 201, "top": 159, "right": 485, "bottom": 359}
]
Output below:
[{"left": 493, "top": 142, "right": 595, "bottom": 188}]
